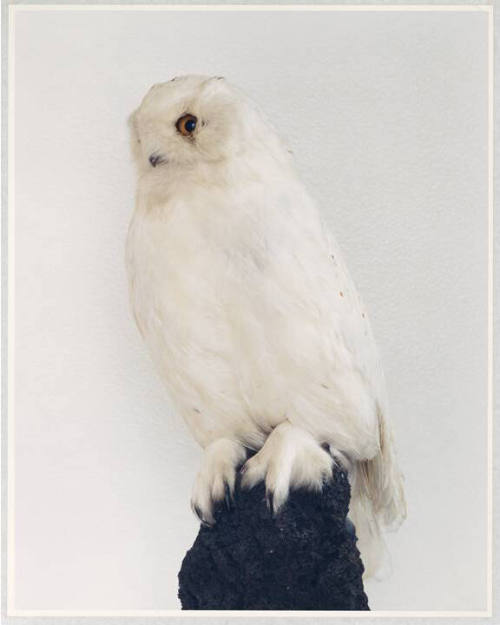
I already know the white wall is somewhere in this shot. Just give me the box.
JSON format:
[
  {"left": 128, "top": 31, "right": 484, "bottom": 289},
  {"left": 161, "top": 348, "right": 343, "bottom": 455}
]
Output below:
[{"left": 11, "top": 8, "right": 489, "bottom": 612}]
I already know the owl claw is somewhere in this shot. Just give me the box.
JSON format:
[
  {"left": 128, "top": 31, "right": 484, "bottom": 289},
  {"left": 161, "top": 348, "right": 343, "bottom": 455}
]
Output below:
[
  {"left": 224, "top": 484, "right": 233, "bottom": 510},
  {"left": 192, "top": 503, "right": 208, "bottom": 525},
  {"left": 345, "top": 518, "right": 356, "bottom": 537},
  {"left": 191, "top": 439, "right": 246, "bottom": 526},
  {"left": 193, "top": 504, "right": 202, "bottom": 521},
  {"left": 266, "top": 491, "right": 275, "bottom": 516},
  {"left": 240, "top": 421, "right": 334, "bottom": 517}
]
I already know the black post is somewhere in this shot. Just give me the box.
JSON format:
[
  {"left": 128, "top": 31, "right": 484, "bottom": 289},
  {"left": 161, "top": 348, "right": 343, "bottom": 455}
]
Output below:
[{"left": 178, "top": 464, "right": 369, "bottom": 610}]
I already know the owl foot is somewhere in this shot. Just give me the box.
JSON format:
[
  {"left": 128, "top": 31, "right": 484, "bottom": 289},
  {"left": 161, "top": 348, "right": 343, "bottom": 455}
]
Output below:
[
  {"left": 191, "top": 438, "right": 247, "bottom": 525},
  {"left": 240, "top": 421, "right": 334, "bottom": 514}
]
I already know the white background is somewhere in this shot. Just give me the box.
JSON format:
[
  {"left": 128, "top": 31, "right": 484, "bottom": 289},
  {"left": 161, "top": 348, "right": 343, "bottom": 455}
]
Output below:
[{"left": 11, "top": 8, "right": 489, "bottom": 612}]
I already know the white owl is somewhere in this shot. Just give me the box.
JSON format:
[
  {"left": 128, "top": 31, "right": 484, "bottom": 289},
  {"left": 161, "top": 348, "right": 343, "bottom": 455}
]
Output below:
[{"left": 126, "top": 75, "right": 406, "bottom": 576}]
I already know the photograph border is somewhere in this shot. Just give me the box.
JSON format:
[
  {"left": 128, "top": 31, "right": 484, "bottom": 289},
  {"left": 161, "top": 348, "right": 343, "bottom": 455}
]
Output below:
[{"left": 2, "top": 3, "right": 495, "bottom": 622}]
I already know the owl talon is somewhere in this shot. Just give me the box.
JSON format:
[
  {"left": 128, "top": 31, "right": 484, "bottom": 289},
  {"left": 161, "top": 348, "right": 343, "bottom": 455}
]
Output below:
[
  {"left": 240, "top": 421, "right": 334, "bottom": 515},
  {"left": 194, "top": 504, "right": 201, "bottom": 520},
  {"left": 224, "top": 484, "right": 233, "bottom": 510},
  {"left": 191, "top": 438, "right": 246, "bottom": 525},
  {"left": 191, "top": 503, "right": 205, "bottom": 524},
  {"left": 266, "top": 491, "right": 275, "bottom": 516}
]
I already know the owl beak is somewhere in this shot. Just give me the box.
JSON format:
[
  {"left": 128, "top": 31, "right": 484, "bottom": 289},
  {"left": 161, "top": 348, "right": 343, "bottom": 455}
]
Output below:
[{"left": 149, "top": 153, "right": 166, "bottom": 168}]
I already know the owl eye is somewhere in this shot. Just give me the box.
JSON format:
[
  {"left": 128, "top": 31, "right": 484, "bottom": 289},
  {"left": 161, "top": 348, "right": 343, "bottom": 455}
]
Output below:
[{"left": 176, "top": 114, "right": 197, "bottom": 136}]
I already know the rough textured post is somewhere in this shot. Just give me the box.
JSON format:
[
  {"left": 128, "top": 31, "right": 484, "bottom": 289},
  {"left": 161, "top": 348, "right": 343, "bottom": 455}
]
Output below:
[{"left": 178, "top": 465, "right": 369, "bottom": 610}]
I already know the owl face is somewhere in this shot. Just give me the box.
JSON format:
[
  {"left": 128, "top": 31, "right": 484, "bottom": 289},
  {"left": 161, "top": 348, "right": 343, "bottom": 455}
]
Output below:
[{"left": 129, "top": 75, "right": 265, "bottom": 175}]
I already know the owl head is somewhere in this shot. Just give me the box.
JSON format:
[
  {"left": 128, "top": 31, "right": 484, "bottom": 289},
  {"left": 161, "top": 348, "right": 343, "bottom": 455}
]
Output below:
[{"left": 129, "top": 75, "right": 290, "bottom": 177}]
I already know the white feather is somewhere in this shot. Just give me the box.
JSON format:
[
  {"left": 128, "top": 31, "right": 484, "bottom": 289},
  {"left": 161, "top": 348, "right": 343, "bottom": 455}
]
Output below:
[{"left": 126, "top": 75, "right": 406, "bottom": 576}]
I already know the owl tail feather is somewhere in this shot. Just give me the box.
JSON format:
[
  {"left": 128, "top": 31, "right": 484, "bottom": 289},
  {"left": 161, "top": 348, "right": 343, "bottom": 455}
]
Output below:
[{"left": 348, "top": 409, "right": 407, "bottom": 578}]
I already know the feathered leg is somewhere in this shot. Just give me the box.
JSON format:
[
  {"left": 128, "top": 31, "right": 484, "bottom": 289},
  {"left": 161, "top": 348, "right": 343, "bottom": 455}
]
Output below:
[
  {"left": 240, "top": 421, "right": 334, "bottom": 513},
  {"left": 191, "top": 438, "right": 247, "bottom": 525}
]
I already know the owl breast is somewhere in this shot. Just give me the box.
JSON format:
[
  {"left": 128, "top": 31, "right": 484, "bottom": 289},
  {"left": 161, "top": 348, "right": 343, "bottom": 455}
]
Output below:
[{"left": 126, "top": 181, "right": 382, "bottom": 458}]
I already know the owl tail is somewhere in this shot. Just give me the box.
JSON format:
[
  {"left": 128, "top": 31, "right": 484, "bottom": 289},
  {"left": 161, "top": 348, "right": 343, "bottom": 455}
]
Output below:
[{"left": 348, "top": 410, "right": 407, "bottom": 578}]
